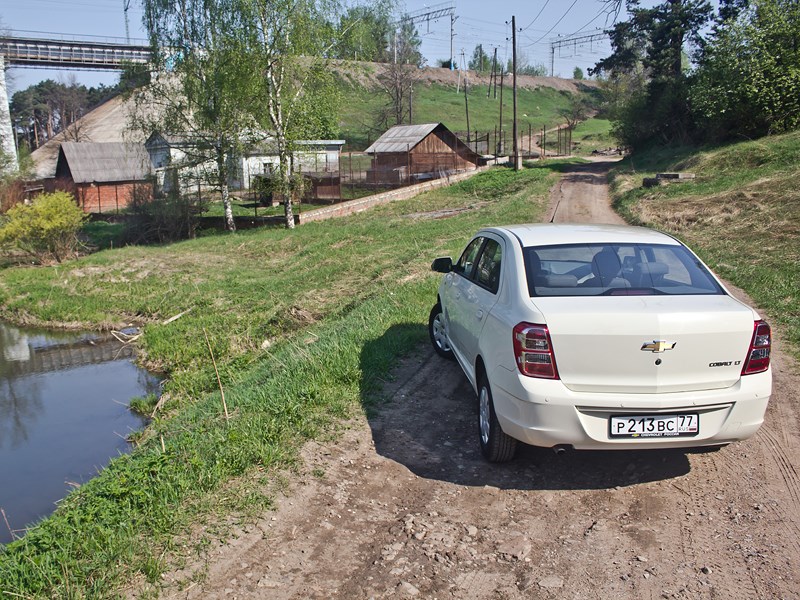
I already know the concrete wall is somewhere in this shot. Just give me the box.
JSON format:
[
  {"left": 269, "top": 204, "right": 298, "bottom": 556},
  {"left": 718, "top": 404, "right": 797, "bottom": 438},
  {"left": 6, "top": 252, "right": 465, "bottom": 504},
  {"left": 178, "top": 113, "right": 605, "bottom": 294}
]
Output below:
[
  {"left": 0, "top": 57, "right": 19, "bottom": 173},
  {"left": 299, "top": 166, "right": 489, "bottom": 224}
]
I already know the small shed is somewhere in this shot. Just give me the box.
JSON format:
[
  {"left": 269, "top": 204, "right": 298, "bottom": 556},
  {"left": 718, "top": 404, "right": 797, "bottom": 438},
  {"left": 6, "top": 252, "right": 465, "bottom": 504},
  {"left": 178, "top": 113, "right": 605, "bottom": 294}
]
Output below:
[
  {"left": 53, "top": 142, "right": 152, "bottom": 213},
  {"left": 364, "top": 123, "right": 480, "bottom": 185}
]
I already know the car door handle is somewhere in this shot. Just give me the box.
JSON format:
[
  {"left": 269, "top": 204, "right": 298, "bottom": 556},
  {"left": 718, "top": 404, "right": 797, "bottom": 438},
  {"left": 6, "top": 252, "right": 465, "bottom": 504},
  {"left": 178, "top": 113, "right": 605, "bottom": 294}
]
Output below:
[{"left": 476, "top": 309, "right": 484, "bottom": 320}]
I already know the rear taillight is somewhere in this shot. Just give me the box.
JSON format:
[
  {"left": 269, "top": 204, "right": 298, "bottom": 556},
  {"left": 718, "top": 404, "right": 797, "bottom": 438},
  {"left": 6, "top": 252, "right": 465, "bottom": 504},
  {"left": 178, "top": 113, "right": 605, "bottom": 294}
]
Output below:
[
  {"left": 513, "top": 323, "right": 559, "bottom": 379},
  {"left": 742, "top": 320, "right": 771, "bottom": 375}
]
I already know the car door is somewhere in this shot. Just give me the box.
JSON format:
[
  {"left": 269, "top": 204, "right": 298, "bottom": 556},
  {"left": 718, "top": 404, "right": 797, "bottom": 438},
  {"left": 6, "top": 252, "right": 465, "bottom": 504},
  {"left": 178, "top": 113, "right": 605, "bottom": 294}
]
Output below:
[
  {"left": 444, "top": 236, "right": 485, "bottom": 358},
  {"left": 458, "top": 237, "right": 504, "bottom": 368}
]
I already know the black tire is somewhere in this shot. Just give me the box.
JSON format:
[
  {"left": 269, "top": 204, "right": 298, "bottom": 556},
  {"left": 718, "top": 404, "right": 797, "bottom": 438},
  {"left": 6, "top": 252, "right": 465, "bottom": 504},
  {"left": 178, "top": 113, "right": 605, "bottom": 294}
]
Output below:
[
  {"left": 428, "top": 303, "right": 454, "bottom": 360},
  {"left": 478, "top": 375, "right": 517, "bottom": 462}
]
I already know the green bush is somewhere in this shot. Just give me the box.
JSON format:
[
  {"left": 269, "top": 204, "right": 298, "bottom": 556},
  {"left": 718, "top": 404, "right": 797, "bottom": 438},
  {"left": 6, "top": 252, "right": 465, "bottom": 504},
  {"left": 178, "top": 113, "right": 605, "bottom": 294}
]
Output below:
[{"left": 0, "top": 191, "right": 88, "bottom": 263}]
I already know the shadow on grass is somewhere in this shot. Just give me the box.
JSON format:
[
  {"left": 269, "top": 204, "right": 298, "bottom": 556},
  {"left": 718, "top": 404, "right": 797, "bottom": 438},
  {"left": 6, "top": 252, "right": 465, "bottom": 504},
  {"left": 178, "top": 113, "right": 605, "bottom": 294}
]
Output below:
[{"left": 360, "top": 323, "right": 692, "bottom": 492}]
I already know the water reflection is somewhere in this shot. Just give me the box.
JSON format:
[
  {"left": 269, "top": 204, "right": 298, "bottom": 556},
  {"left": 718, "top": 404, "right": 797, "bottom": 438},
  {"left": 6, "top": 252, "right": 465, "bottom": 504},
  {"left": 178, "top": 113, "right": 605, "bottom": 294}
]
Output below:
[{"left": 0, "top": 322, "right": 159, "bottom": 544}]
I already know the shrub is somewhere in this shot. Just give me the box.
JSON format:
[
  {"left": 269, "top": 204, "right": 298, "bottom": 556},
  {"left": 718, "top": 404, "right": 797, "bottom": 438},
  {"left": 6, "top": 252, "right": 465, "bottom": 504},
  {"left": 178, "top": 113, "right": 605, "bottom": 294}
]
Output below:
[
  {"left": 0, "top": 191, "right": 88, "bottom": 263},
  {"left": 124, "top": 184, "right": 202, "bottom": 244}
]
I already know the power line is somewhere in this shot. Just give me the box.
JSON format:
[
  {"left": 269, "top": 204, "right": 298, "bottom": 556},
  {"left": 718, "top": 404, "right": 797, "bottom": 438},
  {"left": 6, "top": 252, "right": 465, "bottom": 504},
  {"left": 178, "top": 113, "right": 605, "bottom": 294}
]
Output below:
[
  {"left": 521, "top": 0, "right": 551, "bottom": 32},
  {"left": 522, "top": 0, "right": 580, "bottom": 48}
]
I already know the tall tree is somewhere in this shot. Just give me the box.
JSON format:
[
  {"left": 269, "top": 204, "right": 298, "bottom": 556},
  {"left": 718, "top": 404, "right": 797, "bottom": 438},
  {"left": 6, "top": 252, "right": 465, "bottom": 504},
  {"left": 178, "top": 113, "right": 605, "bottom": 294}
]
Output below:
[
  {"left": 394, "top": 18, "right": 424, "bottom": 67},
  {"left": 468, "top": 45, "right": 491, "bottom": 73},
  {"left": 375, "top": 16, "right": 423, "bottom": 129},
  {"left": 592, "top": 0, "right": 712, "bottom": 148},
  {"left": 138, "top": 0, "right": 264, "bottom": 232},
  {"left": 691, "top": 0, "right": 800, "bottom": 139},
  {"left": 333, "top": 0, "right": 394, "bottom": 62},
  {"left": 242, "top": 0, "right": 342, "bottom": 229}
]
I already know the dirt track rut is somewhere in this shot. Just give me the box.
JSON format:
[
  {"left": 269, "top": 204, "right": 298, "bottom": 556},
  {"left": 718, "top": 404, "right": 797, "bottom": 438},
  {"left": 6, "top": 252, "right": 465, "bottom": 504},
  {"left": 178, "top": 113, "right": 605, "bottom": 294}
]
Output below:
[{"left": 153, "top": 161, "right": 800, "bottom": 600}]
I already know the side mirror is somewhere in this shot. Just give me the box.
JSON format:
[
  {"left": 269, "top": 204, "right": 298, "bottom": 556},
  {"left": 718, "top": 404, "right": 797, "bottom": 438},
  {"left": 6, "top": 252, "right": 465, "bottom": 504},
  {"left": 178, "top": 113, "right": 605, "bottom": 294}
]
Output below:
[{"left": 431, "top": 257, "right": 453, "bottom": 273}]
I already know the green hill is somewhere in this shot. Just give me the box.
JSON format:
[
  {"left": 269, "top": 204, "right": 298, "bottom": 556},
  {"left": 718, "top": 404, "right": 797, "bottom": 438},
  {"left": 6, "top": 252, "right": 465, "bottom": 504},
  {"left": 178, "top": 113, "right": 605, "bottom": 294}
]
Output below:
[
  {"left": 331, "top": 61, "right": 597, "bottom": 150},
  {"left": 611, "top": 131, "right": 800, "bottom": 358}
]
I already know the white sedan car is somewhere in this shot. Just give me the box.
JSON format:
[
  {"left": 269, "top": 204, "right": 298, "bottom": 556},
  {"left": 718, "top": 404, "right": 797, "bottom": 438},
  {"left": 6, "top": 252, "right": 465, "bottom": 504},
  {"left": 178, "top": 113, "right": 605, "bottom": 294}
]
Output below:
[{"left": 429, "top": 224, "right": 772, "bottom": 462}]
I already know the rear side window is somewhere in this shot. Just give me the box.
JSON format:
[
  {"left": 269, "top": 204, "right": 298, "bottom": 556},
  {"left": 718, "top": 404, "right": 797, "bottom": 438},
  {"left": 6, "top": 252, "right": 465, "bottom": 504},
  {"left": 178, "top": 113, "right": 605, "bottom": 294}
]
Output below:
[
  {"left": 524, "top": 243, "right": 724, "bottom": 297},
  {"left": 475, "top": 239, "right": 502, "bottom": 294}
]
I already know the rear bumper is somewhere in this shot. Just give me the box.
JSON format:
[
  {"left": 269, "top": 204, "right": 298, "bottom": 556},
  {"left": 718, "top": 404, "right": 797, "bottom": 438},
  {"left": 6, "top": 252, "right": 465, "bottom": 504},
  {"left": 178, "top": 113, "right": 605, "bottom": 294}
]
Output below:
[{"left": 490, "top": 365, "right": 771, "bottom": 450}]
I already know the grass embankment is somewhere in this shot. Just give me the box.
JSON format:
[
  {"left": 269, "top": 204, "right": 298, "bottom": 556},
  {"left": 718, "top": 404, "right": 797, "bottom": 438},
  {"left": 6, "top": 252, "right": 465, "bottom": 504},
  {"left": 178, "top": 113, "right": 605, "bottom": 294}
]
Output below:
[
  {"left": 338, "top": 80, "right": 582, "bottom": 150},
  {"left": 610, "top": 131, "right": 800, "bottom": 359},
  {"left": 0, "top": 164, "right": 559, "bottom": 597},
  {"left": 570, "top": 118, "right": 615, "bottom": 155}
]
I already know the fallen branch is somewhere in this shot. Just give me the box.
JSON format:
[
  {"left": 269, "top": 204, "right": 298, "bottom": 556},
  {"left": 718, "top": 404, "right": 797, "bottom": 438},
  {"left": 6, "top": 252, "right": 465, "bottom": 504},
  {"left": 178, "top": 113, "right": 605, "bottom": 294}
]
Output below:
[
  {"left": 150, "top": 392, "right": 170, "bottom": 419},
  {"left": 1, "top": 507, "right": 16, "bottom": 541},
  {"left": 203, "top": 328, "right": 230, "bottom": 421},
  {"left": 162, "top": 307, "right": 194, "bottom": 326},
  {"left": 111, "top": 330, "right": 142, "bottom": 344}
]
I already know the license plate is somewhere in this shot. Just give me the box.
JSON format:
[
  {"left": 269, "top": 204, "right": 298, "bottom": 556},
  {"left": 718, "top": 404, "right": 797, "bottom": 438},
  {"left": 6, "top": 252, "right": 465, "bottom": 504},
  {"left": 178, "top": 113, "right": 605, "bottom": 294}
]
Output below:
[{"left": 610, "top": 413, "right": 699, "bottom": 438}]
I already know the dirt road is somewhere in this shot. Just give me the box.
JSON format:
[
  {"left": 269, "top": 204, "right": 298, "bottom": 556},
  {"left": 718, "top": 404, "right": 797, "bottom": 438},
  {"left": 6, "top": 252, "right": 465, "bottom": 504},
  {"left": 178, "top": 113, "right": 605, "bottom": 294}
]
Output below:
[{"left": 157, "top": 162, "right": 800, "bottom": 600}]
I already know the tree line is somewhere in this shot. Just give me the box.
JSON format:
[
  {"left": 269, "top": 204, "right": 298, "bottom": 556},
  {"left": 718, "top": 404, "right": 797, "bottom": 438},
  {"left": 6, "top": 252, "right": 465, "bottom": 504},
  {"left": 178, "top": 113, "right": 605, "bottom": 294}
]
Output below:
[
  {"left": 10, "top": 68, "right": 149, "bottom": 153},
  {"left": 592, "top": 0, "right": 800, "bottom": 149}
]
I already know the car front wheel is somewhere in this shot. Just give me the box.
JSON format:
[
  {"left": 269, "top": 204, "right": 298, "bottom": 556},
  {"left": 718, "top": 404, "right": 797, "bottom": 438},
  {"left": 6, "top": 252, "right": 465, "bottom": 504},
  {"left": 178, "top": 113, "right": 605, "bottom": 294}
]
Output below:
[
  {"left": 428, "top": 303, "right": 454, "bottom": 360},
  {"left": 478, "top": 376, "right": 517, "bottom": 462}
]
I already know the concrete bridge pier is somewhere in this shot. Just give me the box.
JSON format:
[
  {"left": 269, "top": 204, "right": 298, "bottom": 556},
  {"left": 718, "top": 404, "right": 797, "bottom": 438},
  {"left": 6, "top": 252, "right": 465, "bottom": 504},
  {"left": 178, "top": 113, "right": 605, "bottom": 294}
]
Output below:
[{"left": 0, "top": 56, "right": 19, "bottom": 173}]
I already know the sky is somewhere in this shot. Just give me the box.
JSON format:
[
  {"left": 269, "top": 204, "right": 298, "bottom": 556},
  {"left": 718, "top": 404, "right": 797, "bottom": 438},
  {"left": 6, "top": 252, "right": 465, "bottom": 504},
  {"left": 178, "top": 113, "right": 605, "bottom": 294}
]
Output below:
[{"left": 0, "top": 0, "right": 625, "bottom": 94}]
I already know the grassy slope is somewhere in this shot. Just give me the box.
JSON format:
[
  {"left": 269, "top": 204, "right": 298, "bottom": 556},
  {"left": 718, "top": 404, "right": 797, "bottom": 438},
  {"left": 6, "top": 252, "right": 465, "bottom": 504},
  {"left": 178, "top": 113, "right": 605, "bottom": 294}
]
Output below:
[
  {"left": 610, "top": 131, "right": 800, "bottom": 359},
  {"left": 337, "top": 80, "right": 580, "bottom": 151},
  {"left": 0, "top": 164, "right": 560, "bottom": 597}
]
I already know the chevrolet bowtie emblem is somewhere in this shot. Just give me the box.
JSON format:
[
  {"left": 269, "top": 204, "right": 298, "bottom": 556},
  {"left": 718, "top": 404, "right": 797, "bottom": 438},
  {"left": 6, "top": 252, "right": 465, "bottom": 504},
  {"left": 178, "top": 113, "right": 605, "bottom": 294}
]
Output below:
[{"left": 641, "top": 340, "right": 677, "bottom": 353}]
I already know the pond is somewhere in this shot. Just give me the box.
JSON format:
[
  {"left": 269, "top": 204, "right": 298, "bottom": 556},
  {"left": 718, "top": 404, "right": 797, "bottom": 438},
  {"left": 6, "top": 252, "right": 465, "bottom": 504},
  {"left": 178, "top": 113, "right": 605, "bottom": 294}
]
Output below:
[{"left": 0, "top": 322, "right": 159, "bottom": 545}]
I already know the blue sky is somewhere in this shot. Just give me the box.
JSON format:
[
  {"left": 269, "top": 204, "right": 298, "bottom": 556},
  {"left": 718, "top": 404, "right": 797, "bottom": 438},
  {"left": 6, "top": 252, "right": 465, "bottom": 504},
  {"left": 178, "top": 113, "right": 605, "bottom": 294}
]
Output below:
[{"left": 0, "top": 0, "right": 624, "bottom": 93}]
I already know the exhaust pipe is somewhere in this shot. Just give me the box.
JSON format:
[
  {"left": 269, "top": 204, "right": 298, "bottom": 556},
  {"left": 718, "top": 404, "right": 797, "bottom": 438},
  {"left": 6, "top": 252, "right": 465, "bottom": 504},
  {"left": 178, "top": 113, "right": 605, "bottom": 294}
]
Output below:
[{"left": 552, "top": 445, "right": 570, "bottom": 455}]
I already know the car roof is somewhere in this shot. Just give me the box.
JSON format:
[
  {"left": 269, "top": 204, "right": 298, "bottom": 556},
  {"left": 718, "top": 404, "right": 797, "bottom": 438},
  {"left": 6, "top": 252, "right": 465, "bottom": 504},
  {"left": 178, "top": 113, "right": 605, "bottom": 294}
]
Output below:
[{"left": 481, "top": 223, "right": 681, "bottom": 247}]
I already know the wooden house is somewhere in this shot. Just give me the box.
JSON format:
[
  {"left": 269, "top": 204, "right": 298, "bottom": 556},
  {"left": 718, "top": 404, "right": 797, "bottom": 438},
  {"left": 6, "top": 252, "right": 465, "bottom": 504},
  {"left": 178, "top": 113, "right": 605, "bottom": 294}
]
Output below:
[
  {"left": 364, "top": 123, "right": 480, "bottom": 185},
  {"left": 53, "top": 142, "right": 152, "bottom": 213}
]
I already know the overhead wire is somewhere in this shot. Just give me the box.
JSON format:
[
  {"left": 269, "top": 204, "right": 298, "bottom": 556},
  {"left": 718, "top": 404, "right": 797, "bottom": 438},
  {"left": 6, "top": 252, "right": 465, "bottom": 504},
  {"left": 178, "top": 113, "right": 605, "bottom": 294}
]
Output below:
[
  {"left": 521, "top": 0, "right": 551, "bottom": 32},
  {"left": 521, "top": 0, "right": 580, "bottom": 48}
]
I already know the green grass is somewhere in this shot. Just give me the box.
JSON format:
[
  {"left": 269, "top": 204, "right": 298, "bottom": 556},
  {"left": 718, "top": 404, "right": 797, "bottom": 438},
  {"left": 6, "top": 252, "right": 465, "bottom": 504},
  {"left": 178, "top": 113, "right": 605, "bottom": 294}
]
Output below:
[
  {"left": 0, "top": 163, "right": 558, "bottom": 597},
  {"left": 199, "top": 197, "right": 331, "bottom": 218},
  {"left": 81, "top": 221, "right": 126, "bottom": 250},
  {"left": 570, "top": 118, "right": 615, "bottom": 155},
  {"left": 610, "top": 130, "right": 800, "bottom": 359},
  {"left": 337, "top": 80, "right": 583, "bottom": 151}
]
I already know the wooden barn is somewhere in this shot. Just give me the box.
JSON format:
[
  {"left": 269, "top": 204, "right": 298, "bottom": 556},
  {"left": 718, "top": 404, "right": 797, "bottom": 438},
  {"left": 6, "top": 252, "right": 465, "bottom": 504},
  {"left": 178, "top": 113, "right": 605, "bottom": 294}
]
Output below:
[
  {"left": 364, "top": 123, "right": 480, "bottom": 185},
  {"left": 53, "top": 142, "right": 153, "bottom": 213}
]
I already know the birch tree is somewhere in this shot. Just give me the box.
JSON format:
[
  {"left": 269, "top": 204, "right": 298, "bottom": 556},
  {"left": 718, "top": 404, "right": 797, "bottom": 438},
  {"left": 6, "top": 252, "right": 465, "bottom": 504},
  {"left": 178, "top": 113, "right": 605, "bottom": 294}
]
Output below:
[
  {"left": 138, "top": 0, "right": 258, "bottom": 232},
  {"left": 241, "top": 0, "right": 341, "bottom": 229}
]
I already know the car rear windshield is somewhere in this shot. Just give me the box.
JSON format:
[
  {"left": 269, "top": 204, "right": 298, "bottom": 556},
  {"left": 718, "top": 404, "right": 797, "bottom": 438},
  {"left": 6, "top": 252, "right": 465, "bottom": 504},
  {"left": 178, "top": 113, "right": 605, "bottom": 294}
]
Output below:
[{"left": 524, "top": 243, "right": 725, "bottom": 297}]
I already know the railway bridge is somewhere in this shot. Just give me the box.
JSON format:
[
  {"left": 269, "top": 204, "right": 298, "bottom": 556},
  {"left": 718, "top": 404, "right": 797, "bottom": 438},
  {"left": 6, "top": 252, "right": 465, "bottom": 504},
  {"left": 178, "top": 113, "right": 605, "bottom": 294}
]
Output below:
[{"left": 0, "top": 33, "right": 151, "bottom": 172}]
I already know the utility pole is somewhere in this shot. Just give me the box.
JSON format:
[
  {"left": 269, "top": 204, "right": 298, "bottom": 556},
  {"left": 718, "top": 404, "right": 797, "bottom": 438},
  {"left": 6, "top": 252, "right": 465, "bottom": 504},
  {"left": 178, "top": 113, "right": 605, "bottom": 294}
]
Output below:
[
  {"left": 492, "top": 48, "right": 497, "bottom": 98},
  {"left": 488, "top": 47, "right": 498, "bottom": 98},
  {"left": 450, "top": 12, "right": 458, "bottom": 69},
  {"left": 464, "top": 78, "right": 471, "bottom": 144},
  {"left": 498, "top": 69, "right": 504, "bottom": 155},
  {"left": 512, "top": 15, "right": 519, "bottom": 170}
]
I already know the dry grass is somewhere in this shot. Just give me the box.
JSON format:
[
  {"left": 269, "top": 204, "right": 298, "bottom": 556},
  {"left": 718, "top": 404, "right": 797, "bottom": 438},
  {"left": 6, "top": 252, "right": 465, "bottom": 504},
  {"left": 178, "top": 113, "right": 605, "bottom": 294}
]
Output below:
[{"left": 614, "top": 134, "right": 800, "bottom": 358}]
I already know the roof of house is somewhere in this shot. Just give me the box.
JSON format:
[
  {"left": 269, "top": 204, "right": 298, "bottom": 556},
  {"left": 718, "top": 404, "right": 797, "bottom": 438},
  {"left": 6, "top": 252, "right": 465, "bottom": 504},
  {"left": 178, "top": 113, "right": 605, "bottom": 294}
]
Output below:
[
  {"left": 57, "top": 142, "right": 151, "bottom": 183},
  {"left": 364, "top": 123, "right": 441, "bottom": 154}
]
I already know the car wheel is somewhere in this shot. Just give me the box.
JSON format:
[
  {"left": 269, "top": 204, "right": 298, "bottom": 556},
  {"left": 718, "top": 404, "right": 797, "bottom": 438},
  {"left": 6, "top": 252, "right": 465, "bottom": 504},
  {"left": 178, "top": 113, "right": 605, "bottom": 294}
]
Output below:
[
  {"left": 478, "top": 375, "right": 517, "bottom": 462},
  {"left": 428, "top": 303, "right": 454, "bottom": 360}
]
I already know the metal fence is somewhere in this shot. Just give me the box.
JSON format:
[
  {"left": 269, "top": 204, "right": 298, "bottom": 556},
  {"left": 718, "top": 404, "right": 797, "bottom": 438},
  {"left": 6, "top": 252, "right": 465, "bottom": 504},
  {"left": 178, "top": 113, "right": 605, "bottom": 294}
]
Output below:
[{"left": 336, "top": 151, "right": 476, "bottom": 202}]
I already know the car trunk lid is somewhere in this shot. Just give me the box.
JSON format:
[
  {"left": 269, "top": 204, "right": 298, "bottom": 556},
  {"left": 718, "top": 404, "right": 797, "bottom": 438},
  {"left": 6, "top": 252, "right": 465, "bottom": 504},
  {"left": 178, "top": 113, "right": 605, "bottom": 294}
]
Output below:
[{"left": 531, "top": 295, "right": 755, "bottom": 394}]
